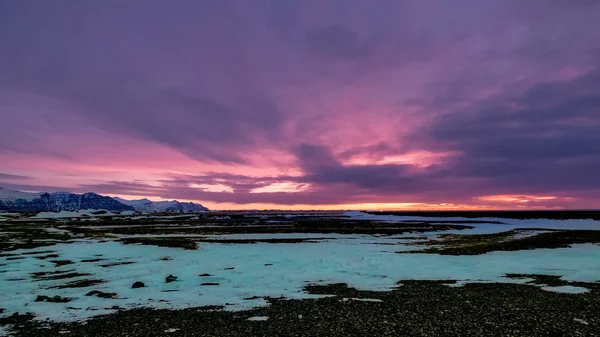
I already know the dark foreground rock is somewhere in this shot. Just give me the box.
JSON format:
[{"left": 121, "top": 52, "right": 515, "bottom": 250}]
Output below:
[
  {"left": 131, "top": 281, "right": 145, "bottom": 289},
  {"left": 85, "top": 290, "right": 117, "bottom": 299},
  {"left": 5, "top": 281, "right": 599, "bottom": 336},
  {"left": 34, "top": 295, "right": 70, "bottom": 303},
  {"left": 120, "top": 237, "right": 198, "bottom": 250}
]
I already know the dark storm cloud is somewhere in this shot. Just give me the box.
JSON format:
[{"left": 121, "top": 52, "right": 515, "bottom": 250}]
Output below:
[
  {"left": 291, "top": 144, "right": 452, "bottom": 195},
  {"left": 428, "top": 68, "right": 600, "bottom": 194}
]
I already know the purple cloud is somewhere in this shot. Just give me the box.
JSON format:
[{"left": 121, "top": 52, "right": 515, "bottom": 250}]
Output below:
[
  {"left": 0, "top": 173, "right": 33, "bottom": 181},
  {"left": 1, "top": 0, "right": 600, "bottom": 208}
]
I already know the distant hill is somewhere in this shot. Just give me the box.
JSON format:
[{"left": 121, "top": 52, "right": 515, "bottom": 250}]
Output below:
[{"left": 0, "top": 187, "right": 208, "bottom": 213}]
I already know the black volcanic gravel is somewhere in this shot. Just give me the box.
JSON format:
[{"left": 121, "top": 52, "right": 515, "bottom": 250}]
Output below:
[{"left": 3, "top": 281, "right": 599, "bottom": 336}]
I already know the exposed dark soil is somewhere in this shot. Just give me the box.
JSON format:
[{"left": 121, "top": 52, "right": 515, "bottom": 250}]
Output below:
[
  {"left": 86, "top": 290, "right": 117, "bottom": 299},
  {"left": 32, "top": 271, "right": 91, "bottom": 281},
  {"left": 52, "top": 279, "right": 105, "bottom": 289},
  {"left": 50, "top": 260, "right": 74, "bottom": 267},
  {"left": 0, "top": 225, "right": 72, "bottom": 252},
  {"left": 33, "top": 295, "right": 71, "bottom": 303},
  {"left": 4, "top": 281, "right": 600, "bottom": 336},
  {"left": 119, "top": 237, "right": 198, "bottom": 250},
  {"left": 99, "top": 261, "right": 135, "bottom": 268},
  {"left": 21, "top": 250, "right": 56, "bottom": 255},
  {"left": 34, "top": 254, "right": 60, "bottom": 260},
  {"left": 5, "top": 256, "right": 24, "bottom": 261}
]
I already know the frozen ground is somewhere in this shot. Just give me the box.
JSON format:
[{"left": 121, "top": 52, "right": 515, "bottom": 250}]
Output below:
[
  {"left": 1, "top": 211, "right": 600, "bottom": 324},
  {"left": 2, "top": 235, "right": 600, "bottom": 322},
  {"left": 345, "top": 211, "right": 600, "bottom": 233}
]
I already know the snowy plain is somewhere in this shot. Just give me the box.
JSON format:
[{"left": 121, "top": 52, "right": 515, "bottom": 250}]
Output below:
[{"left": 1, "top": 211, "right": 600, "bottom": 323}]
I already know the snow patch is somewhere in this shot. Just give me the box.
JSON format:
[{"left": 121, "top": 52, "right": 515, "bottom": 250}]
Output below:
[
  {"left": 0, "top": 188, "right": 42, "bottom": 201},
  {"left": 32, "top": 210, "right": 118, "bottom": 219},
  {"left": 342, "top": 298, "right": 383, "bottom": 303},
  {"left": 541, "top": 285, "right": 589, "bottom": 294},
  {"left": 114, "top": 197, "right": 208, "bottom": 213}
]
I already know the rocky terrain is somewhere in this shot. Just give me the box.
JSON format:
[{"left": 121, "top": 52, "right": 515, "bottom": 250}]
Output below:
[{"left": 3, "top": 282, "right": 599, "bottom": 336}]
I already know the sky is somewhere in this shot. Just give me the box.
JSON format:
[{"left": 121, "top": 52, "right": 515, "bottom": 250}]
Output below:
[{"left": 1, "top": 0, "right": 600, "bottom": 210}]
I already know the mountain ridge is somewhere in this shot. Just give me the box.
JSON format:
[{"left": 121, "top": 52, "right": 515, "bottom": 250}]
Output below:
[
  {"left": 0, "top": 187, "right": 208, "bottom": 213},
  {"left": 113, "top": 197, "right": 208, "bottom": 213}
]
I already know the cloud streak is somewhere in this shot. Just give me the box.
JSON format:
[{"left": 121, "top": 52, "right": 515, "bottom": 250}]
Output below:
[{"left": 0, "top": 173, "right": 33, "bottom": 181}]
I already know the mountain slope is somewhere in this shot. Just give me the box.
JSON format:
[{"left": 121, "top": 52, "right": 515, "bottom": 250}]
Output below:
[
  {"left": 0, "top": 187, "right": 208, "bottom": 213},
  {"left": 0, "top": 187, "right": 134, "bottom": 212},
  {"left": 113, "top": 197, "right": 208, "bottom": 213}
]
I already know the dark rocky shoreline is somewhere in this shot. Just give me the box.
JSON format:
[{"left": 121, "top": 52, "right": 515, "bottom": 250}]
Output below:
[{"left": 2, "top": 281, "right": 599, "bottom": 337}]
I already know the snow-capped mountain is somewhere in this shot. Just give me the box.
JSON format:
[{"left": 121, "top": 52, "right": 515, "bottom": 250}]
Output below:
[
  {"left": 113, "top": 197, "right": 208, "bottom": 213},
  {"left": 0, "top": 187, "right": 208, "bottom": 213},
  {"left": 0, "top": 187, "right": 134, "bottom": 212}
]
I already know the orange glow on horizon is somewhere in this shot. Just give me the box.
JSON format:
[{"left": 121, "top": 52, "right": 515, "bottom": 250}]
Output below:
[
  {"left": 479, "top": 194, "right": 561, "bottom": 203},
  {"left": 166, "top": 201, "right": 558, "bottom": 211},
  {"left": 107, "top": 193, "right": 567, "bottom": 211}
]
